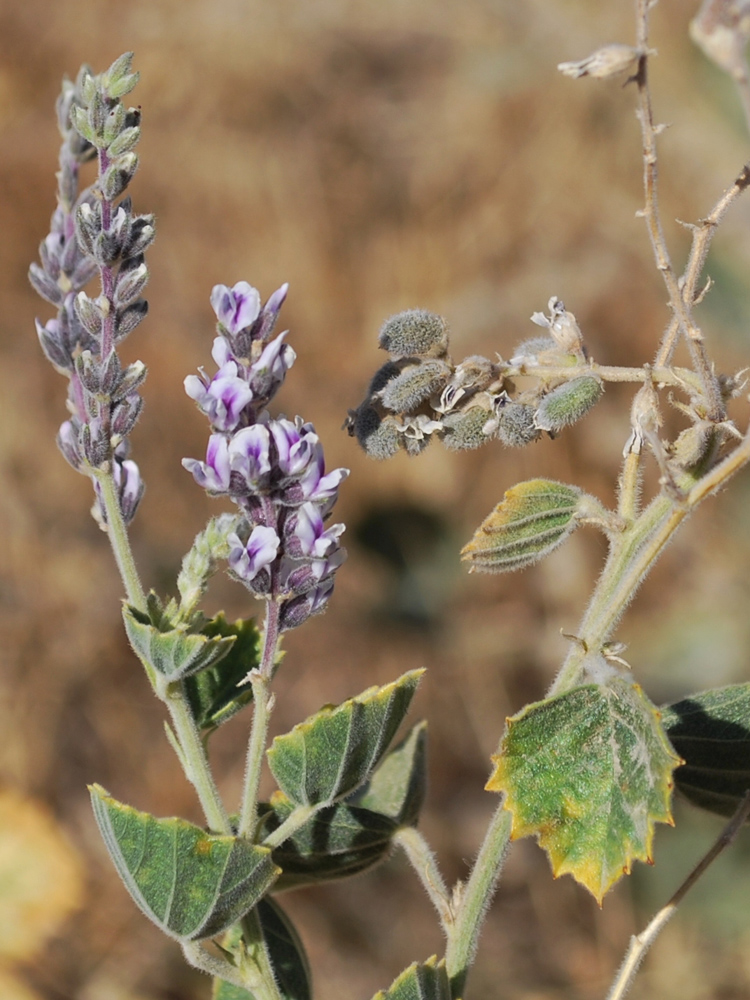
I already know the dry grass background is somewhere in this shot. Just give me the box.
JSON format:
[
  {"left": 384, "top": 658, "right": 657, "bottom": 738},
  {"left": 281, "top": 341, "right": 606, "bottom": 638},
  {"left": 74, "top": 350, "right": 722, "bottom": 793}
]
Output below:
[{"left": 3, "top": 0, "right": 750, "bottom": 998}]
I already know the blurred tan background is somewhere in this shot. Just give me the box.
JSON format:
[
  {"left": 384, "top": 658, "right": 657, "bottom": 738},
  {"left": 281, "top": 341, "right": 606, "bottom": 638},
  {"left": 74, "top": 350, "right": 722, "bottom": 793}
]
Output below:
[{"left": 3, "top": 0, "right": 750, "bottom": 997}]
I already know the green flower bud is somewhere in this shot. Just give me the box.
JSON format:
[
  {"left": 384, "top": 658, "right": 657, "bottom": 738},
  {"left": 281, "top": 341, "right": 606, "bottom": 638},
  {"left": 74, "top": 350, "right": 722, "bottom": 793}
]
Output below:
[
  {"left": 378, "top": 309, "right": 449, "bottom": 359},
  {"left": 497, "top": 403, "right": 540, "bottom": 447},
  {"left": 534, "top": 376, "right": 603, "bottom": 433},
  {"left": 380, "top": 359, "right": 451, "bottom": 414},
  {"left": 441, "top": 405, "right": 495, "bottom": 451},
  {"left": 462, "top": 479, "right": 583, "bottom": 573}
]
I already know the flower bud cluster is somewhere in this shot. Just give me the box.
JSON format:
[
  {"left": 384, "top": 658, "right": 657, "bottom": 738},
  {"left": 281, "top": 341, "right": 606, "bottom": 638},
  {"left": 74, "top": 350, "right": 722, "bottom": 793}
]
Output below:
[
  {"left": 183, "top": 282, "right": 349, "bottom": 632},
  {"left": 29, "top": 55, "right": 153, "bottom": 527},
  {"left": 347, "top": 298, "right": 603, "bottom": 459}
]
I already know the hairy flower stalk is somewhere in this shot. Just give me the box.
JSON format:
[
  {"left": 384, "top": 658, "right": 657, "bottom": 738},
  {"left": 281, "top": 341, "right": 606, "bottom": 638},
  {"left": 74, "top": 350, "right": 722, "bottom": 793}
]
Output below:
[{"left": 29, "top": 54, "right": 154, "bottom": 539}]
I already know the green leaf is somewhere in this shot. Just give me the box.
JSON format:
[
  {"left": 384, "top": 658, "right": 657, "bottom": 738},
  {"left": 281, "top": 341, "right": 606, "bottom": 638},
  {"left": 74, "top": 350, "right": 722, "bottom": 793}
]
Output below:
[
  {"left": 184, "top": 615, "right": 263, "bottom": 735},
  {"left": 212, "top": 898, "right": 312, "bottom": 1000},
  {"left": 352, "top": 721, "right": 427, "bottom": 826},
  {"left": 371, "top": 957, "right": 451, "bottom": 1000},
  {"left": 90, "top": 785, "right": 279, "bottom": 941},
  {"left": 461, "top": 479, "right": 583, "bottom": 573},
  {"left": 123, "top": 594, "right": 235, "bottom": 686},
  {"left": 662, "top": 682, "right": 750, "bottom": 818},
  {"left": 261, "top": 791, "right": 398, "bottom": 889},
  {"left": 267, "top": 670, "right": 424, "bottom": 807},
  {"left": 487, "top": 676, "right": 682, "bottom": 902}
]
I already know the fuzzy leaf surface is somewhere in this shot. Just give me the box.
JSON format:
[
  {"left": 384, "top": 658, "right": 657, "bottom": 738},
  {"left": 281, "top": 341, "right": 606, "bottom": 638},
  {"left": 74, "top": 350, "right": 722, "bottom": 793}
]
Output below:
[
  {"left": 371, "top": 957, "right": 451, "bottom": 1000},
  {"left": 488, "top": 677, "right": 681, "bottom": 901},
  {"left": 90, "top": 785, "right": 279, "bottom": 941},
  {"left": 352, "top": 720, "right": 427, "bottom": 826},
  {"left": 123, "top": 597, "right": 235, "bottom": 683},
  {"left": 267, "top": 670, "right": 423, "bottom": 806},
  {"left": 461, "top": 479, "right": 582, "bottom": 573},
  {"left": 212, "top": 898, "right": 311, "bottom": 1000},
  {"left": 261, "top": 791, "right": 398, "bottom": 889},
  {"left": 185, "top": 615, "right": 262, "bottom": 734},
  {"left": 662, "top": 682, "right": 750, "bottom": 817}
]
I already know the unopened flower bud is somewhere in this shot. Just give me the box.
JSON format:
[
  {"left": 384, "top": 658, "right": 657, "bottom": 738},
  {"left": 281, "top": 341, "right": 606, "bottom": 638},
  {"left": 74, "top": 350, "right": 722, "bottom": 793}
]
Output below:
[
  {"left": 75, "top": 350, "right": 103, "bottom": 394},
  {"left": 113, "top": 360, "right": 147, "bottom": 402},
  {"left": 114, "top": 261, "right": 149, "bottom": 308},
  {"left": 57, "top": 419, "right": 84, "bottom": 470},
  {"left": 36, "top": 318, "right": 72, "bottom": 370},
  {"left": 380, "top": 359, "right": 451, "bottom": 413},
  {"left": 100, "top": 152, "right": 138, "bottom": 200},
  {"left": 102, "top": 103, "right": 126, "bottom": 146},
  {"left": 111, "top": 393, "right": 144, "bottom": 439},
  {"left": 534, "top": 376, "right": 604, "bottom": 433},
  {"left": 28, "top": 263, "right": 63, "bottom": 306},
  {"left": 378, "top": 309, "right": 449, "bottom": 359},
  {"left": 81, "top": 418, "right": 110, "bottom": 467},
  {"left": 115, "top": 299, "right": 148, "bottom": 340},
  {"left": 74, "top": 292, "right": 104, "bottom": 337},
  {"left": 123, "top": 215, "right": 156, "bottom": 259},
  {"left": 558, "top": 44, "right": 640, "bottom": 80}
]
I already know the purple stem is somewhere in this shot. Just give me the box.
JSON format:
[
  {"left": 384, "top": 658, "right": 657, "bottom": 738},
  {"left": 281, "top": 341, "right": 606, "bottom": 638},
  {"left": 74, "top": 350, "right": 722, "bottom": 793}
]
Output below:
[
  {"left": 98, "top": 148, "right": 115, "bottom": 361},
  {"left": 258, "top": 494, "right": 282, "bottom": 679}
]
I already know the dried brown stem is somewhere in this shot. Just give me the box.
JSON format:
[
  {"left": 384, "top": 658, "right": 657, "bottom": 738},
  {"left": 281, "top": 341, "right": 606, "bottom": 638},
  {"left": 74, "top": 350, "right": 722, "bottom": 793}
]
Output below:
[
  {"left": 634, "top": 0, "right": 726, "bottom": 421},
  {"left": 606, "top": 792, "right": 750, "bottom": 1000}
]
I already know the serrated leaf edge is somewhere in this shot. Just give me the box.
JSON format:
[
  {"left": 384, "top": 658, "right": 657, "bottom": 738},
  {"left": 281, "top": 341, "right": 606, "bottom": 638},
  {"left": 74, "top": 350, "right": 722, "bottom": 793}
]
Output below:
[{"left": 488, "top": 683, "right": 682, "bottom": 902}]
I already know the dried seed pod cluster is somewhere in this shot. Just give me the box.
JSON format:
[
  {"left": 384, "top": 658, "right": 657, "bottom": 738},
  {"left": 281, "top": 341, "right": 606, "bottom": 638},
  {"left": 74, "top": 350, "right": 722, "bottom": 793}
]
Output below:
[{"left": 347, "top": 298, "right": 605, "bottom": 459}]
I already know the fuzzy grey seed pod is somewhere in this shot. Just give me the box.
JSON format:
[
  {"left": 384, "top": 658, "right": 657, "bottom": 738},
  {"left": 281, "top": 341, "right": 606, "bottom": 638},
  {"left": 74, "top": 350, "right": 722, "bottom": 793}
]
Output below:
[
  {"left": 351, "top": 405, "right": 402, "bottom": 459},
  {"left": 441, "top": 406, "right": 495, "bottom": 451},
  {"left": 378, "top": 309, "right": 449, "bottom": 359},
  {"left": 497, "top": 403, "right": 541, "bottom": 447},
  {"left": 380, "top": 359, "right": 451, "bottom": 414},
  {"left": 534, "top": 376, "right": 603, "bottom": 433},
  {"left": 403, "top": 433, "right": 430, "bottom": 456},
  {"left": 509, "top": 336, "right": 557, "bottom": 364},
  {"left": 368, "top": 360, "right": 402, "bottom": 396}
]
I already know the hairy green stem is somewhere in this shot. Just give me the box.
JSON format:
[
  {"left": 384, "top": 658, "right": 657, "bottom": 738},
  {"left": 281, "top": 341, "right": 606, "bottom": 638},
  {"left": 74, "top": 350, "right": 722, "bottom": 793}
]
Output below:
[
  {"left": 237, "top": 908, "right": 286, "bottom": 1000},
  {"left": 444, "top": 802, "right": 512, "bottom": 999},
  {"left": 262, "top": 803, "right": 317, "bottom": 849},
  {"left": 238, "top": 595, "right": 281, "bottom": 838},
  {"left": 551, "top": 493, "right": 679, "bottom": 695},
  {"left": 394, "top": 826, "right": 453, "bottom": 931},
  {"left": 238, "top": 671, "right": 274, "bottom": 838},
  {"left": 165, "top": 681, "right": 231, "bottom": 834},
  {"left": 94, "top": 468, "right": 146, "bottom": 610}
]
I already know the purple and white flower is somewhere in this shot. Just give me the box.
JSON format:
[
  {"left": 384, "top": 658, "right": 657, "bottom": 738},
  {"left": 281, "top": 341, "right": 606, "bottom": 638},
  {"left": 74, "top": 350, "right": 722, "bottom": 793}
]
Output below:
[
  {"left": 227, "top": 525, "right": 280, "bottom": 583},
  {"left": 210, "top": 281, "right": 261, "bottom": 337}
]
